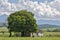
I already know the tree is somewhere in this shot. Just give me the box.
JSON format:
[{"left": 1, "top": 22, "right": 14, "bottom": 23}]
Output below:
[{"left": 8, "top": 10, "right": 37, "bottom": 37}]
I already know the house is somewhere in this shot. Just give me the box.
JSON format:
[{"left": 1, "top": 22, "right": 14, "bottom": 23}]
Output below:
[{"left": 31, "top": 30, "right": 43, "bottom": 37}]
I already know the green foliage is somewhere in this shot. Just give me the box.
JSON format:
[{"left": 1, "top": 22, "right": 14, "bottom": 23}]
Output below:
[
  {"left": 8, "top": 10, "right": 37, "bottom": 32},
  {"left": 47, "top": 29, "right": 60, "bottom": 32}
]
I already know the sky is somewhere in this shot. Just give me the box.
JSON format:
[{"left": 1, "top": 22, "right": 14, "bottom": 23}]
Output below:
[{"left": 0, "top": 0, "right": 60, "bottom": 25}]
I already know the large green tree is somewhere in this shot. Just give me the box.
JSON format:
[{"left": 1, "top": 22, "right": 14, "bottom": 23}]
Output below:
[{"left": 8, "top": 10, "right": 37, "bottom": 37}]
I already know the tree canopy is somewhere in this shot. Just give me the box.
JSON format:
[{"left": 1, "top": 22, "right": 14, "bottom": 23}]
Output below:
[{"left": 8, "top": 10, "right": 37, "bottom": 37}]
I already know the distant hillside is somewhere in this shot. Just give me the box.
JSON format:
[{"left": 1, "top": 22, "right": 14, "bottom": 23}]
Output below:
[{"left": 38, "top": 24, "right": 60, "bottom": 28}]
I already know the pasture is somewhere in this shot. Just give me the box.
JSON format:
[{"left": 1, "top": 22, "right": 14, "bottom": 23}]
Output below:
[
  {"left": 0, "top": 27, "right": 60, "bottom": 40},
  {"left": 0, "top": 37, "right": 60, "bottom": 40}
]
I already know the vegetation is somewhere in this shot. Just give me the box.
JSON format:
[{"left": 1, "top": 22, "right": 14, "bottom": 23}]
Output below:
[
  {"left": 0, "top": 37, "right": 60, "bottom": 40},
  {"left": 0, "top": 27, "right": 60, "bottom": 40},
  {"left": 8, "top": 10, "right": 37, "bottom": 37},
  {"left": 41, "top": 28, "right": 60, "bottom": 32}
]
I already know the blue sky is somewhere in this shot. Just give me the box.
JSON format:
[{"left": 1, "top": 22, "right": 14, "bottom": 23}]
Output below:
[
  {"left": 8, "top": 0, "right": 54, "bottom": 3},
  {"left": 32, "top": 0, "right": 54, "bottom": 2},
  {"left": 37, "top": 20, "right": 60, "bottom": 25},
  {"left": 0, "top": 0, "right": 60, "bottom": 25},
  {"left": 8, "top": 0, "right": 18, "bottom": 3}
]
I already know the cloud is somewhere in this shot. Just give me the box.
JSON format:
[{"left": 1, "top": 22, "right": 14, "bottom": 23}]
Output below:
[
  {"left": 19, "top": 0, "right": 60, "bottom": 20},
  {"left": 50, "top": 0, "right": 60, "bottom": 11},
  {"left": 0, "top": 12, "right": 10, "bottom": 16},
  {"left": 0, "top": 0, "right": 60, "bottom": 20}
]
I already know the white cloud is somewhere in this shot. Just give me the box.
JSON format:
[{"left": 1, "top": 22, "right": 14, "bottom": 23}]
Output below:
[
  {"left": 0, "top": 12, "right": 9, "bottom": 16},
  {"left": 50, "top": 0, "right": 60, "bottom": 11},
  {"left": 0, "top": 0, "right": 60, "bottom": 20}
]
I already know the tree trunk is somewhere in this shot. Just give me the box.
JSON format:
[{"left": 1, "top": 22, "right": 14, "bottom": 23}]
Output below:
[
  {"left": 21, "top": 32, "right": 25, "bottom": 37},
  {"left": 9, "top": 30, "right": 12, "bottom": 37},
  {"left": 21, "top": 32, "right": 30, "bottom": 37}
]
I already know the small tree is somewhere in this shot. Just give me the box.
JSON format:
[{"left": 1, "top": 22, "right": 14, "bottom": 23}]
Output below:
[{"left": 8, "top": 10, "right": 37, "bottom": 37}]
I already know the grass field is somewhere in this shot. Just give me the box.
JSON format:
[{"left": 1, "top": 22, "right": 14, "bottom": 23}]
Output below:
[
  {"left": 0, "top": 32, "right": 59, "bottom": 40},
  {"left": 0, "top": 37, "right": 60, "bottom": 40},
  {"left": 0, "top": 27, "right": 60, "bottom": 40}
]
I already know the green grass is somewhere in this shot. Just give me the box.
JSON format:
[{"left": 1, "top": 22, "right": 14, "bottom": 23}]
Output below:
[
  {"left": 0, "top": 32, "right": 59, "bottom": 40},
  {"left": 0, "top": 37, "right": 60, "bottom": 40},
  {"left": 0, "top": 27, "right": 60, "bottom": 40}
]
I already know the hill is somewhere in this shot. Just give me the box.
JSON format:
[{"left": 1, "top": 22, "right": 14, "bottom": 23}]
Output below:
[{"left": 38, "top": 24, "right": 60, "bottom": 29}]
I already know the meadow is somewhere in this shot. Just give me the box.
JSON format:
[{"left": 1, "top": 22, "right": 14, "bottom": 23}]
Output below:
[
  {"left": 0, "top": 27, "right": 60, "bottom": 40},
  {"left": 0, "top": 37, "right": 60, "bottom": 40}
]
